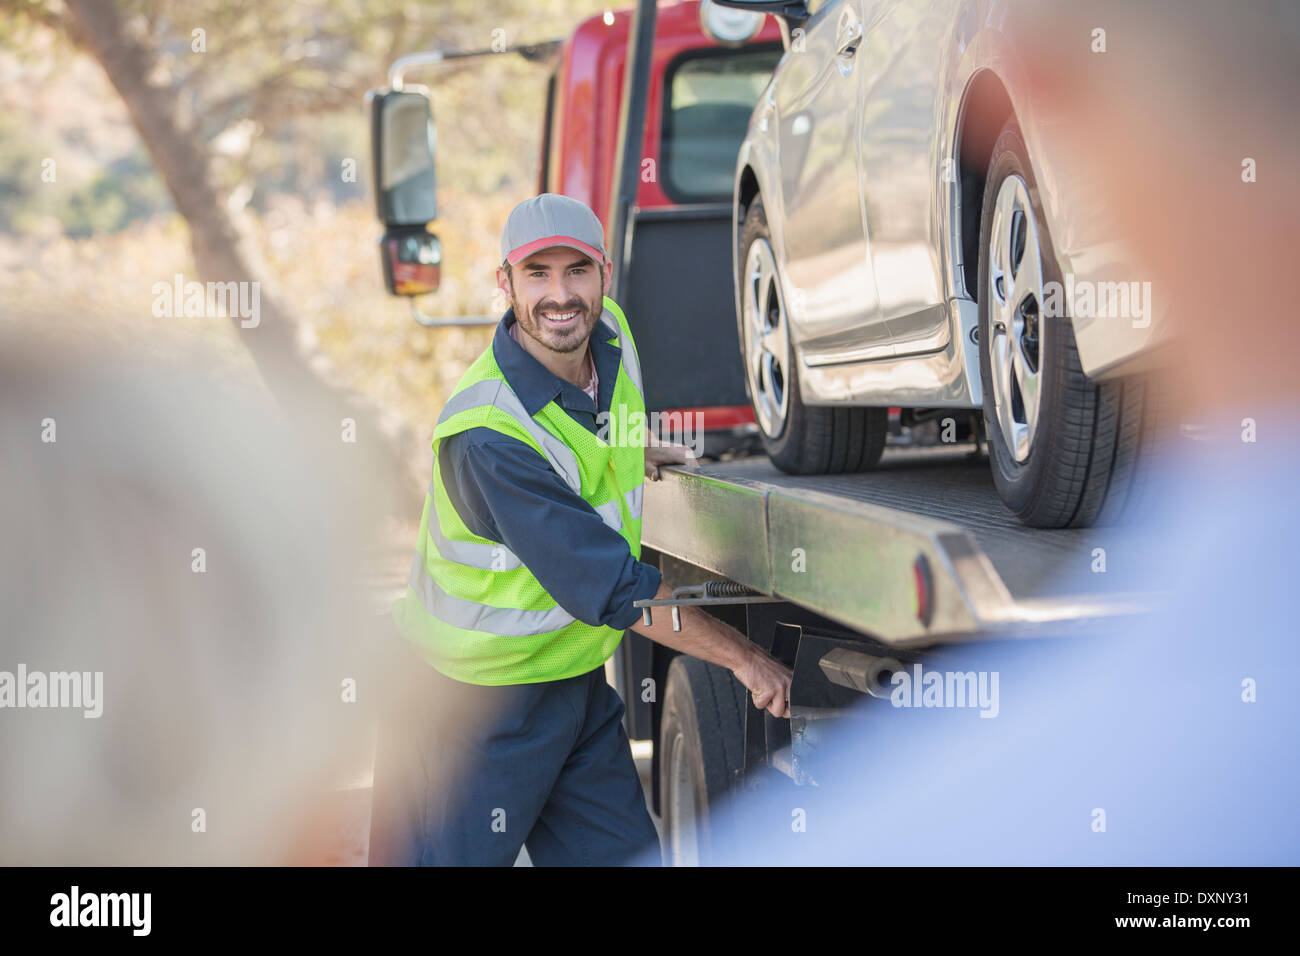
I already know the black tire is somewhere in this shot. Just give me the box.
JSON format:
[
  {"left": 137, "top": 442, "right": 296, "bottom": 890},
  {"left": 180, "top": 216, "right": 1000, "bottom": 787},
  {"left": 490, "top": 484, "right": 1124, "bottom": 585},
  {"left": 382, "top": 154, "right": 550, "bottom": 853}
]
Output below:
[
  {"left": 976, "top": 119, "right": 1149, "bottom": 528},
  {"left": 657, "top": 656, "right": 747, "bottom": 866},
  {"left": 737, "top": 196, "right": 888, "bottom": 475}
]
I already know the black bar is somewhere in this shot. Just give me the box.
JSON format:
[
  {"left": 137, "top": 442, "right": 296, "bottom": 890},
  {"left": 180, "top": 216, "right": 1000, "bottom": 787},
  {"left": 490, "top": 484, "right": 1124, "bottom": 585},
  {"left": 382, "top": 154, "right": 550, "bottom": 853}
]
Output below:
[{"left": 3, "top": 866, "right": 1285, "bottom": 940}]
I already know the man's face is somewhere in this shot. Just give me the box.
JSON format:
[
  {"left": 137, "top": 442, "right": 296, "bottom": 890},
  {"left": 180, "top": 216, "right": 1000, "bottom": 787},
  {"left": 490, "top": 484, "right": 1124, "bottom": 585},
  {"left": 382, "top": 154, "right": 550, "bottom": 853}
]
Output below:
[{"left": 497, "top": 246, "right": 610, "bottom": 354}]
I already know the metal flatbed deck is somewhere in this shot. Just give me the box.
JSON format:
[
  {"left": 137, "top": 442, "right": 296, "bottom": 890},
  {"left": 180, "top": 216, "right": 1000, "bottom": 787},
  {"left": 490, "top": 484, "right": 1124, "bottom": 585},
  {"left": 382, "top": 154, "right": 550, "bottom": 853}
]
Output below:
[{"left": 641, "top": 443, "right": 1157, "bottom": 646}]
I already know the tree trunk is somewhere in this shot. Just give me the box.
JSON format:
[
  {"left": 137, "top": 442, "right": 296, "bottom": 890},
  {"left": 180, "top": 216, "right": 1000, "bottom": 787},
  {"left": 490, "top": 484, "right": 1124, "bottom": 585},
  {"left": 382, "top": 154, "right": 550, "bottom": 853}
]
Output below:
[{"left": 61, "top": 0, "right": 418, "bottom": 513}]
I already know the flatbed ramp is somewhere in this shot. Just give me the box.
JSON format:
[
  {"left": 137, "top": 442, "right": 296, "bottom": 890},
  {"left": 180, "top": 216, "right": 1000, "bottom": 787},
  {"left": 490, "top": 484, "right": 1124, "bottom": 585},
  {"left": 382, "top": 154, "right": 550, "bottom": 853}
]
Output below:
[{"left": 642, "top": 444, "right": 1156, "bottom": 647}]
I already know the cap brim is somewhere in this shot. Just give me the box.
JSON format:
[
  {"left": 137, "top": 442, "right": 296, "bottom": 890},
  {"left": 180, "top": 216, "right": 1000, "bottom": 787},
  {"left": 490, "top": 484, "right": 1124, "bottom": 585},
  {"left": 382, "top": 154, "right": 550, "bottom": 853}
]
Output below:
[{"left": 506, "top": 235, "right": 607, "bottom": 266}]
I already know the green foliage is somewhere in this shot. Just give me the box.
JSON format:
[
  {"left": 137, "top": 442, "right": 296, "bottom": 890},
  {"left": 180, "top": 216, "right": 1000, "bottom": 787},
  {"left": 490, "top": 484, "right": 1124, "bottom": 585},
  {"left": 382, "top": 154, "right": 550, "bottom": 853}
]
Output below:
[
  {"left": 1, "top": 0, "right": 614, "bottom": 236},
  {"left": 0, "top": 114, "right": 172, "bottom": 237}
]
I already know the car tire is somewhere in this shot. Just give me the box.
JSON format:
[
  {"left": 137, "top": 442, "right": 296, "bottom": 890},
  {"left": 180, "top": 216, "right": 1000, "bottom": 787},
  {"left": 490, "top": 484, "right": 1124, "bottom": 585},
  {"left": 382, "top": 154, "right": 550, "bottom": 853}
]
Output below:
[
  {"left": 658, "top": 655, "right": 747, "bottom": 866},
  {"left": 977, "top": 119, "right": 1151, "bottom": 528},
  {"left": 737, "top": 196, "right": 888, "bottom": 475}
]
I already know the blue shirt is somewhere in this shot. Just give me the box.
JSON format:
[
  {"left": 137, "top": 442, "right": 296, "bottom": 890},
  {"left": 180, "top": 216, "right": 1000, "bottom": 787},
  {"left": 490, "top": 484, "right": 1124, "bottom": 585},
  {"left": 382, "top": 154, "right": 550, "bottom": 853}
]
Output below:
[{"left": 438, "top": 307, "right": 662, "bottom": 630}]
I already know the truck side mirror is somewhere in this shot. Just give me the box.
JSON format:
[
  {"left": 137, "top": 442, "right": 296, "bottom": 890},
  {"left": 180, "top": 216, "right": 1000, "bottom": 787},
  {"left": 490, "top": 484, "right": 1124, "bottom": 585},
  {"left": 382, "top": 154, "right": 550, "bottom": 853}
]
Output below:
[
  {"left": 368, "top": 88, "right": 438, "bottom": 227},
  {"left": 368, "top": 87, "right": 442, "bottom": 296}
]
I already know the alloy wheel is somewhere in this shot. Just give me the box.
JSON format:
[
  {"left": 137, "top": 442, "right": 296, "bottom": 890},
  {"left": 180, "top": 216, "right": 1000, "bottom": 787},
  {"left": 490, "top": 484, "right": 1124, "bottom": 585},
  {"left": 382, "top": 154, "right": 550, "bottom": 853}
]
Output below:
[
  {"left": 741, "top": 237, "right": 791, "bottom": 438},
  {"left": 986, "top": 174, "right": 1045, "bottom": 463}
]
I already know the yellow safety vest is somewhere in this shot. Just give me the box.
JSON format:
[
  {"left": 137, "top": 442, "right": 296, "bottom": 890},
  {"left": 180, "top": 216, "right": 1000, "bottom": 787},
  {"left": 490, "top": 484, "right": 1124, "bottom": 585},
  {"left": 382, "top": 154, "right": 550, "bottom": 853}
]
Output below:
[{"left": 393, "top": 296, "right": 648, "bottom": 685}]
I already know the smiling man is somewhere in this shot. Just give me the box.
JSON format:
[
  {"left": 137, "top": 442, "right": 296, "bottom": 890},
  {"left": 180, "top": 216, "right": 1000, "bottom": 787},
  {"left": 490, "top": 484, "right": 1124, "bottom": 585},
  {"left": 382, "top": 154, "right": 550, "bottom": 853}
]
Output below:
[{"left": 369, "top": 193, "right": 791, "bottom": 867}]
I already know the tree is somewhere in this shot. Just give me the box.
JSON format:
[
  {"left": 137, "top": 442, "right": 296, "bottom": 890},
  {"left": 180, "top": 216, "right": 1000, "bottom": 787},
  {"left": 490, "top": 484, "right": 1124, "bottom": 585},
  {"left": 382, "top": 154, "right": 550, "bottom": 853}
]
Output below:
[{"left": 1, "top": 0, "right": 609, "bottom": 506}]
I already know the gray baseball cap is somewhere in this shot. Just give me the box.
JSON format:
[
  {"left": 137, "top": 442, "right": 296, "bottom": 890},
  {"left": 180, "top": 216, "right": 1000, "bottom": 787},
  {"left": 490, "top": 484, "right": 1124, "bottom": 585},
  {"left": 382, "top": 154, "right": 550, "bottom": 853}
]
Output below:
[{"left": 500, "top": 193, "right": 607, "bottom": 267}]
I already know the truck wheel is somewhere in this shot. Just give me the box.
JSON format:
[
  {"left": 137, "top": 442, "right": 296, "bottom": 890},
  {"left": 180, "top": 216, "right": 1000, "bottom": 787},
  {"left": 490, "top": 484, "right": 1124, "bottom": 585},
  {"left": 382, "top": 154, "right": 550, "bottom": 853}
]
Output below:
[
  {"left": 658, "top": 656, "right": 747, "bottom": 866},
  {"left": 976, "top": 119, "right": 1147, "bottom": 527},
  {"left": 738, "top": 195, "right": 888, "bottom": 475}
]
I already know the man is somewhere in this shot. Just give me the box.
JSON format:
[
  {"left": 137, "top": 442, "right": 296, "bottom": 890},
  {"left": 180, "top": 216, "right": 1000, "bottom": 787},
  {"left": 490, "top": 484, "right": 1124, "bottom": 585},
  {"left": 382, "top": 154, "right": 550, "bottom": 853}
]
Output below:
[{"left": 369, "top": 193, "right": 792, "bottom": 867}]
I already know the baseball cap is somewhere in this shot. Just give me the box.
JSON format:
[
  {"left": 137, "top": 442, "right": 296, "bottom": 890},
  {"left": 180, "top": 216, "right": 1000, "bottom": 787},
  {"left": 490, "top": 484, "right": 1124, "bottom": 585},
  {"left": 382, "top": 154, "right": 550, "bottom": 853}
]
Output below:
[{"left": 500, "top": 193, "right": 607, "bottom": 267}]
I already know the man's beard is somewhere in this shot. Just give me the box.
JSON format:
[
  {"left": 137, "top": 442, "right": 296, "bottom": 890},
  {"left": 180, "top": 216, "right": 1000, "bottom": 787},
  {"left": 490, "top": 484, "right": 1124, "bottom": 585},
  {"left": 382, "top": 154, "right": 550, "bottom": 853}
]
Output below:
[{"left": 512, "top": 289, "right": 602, "bottom": 354}]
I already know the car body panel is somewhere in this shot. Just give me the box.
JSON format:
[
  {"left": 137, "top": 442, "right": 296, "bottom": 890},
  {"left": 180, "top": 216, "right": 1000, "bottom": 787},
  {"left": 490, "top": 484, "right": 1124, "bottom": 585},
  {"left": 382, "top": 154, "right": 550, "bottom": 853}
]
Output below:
[
  {"left": 731, "top": 0, "right": 1169, "bottom": 409},
  {"left": 771, "top": 0, "right": 893, "bottom": 361}
]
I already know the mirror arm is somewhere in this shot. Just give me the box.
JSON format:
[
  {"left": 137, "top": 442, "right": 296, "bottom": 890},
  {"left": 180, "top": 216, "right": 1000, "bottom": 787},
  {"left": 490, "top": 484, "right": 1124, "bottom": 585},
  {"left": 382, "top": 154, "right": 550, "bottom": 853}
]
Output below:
[
  {"left": 390, "top": 51, "right": 446, "bottom": 91},
  {"left": 409, "top": 298, "right": 499, "bottom": 328},
  {"left": 390, "top": 39, "right": 563, "bottom": 89}
]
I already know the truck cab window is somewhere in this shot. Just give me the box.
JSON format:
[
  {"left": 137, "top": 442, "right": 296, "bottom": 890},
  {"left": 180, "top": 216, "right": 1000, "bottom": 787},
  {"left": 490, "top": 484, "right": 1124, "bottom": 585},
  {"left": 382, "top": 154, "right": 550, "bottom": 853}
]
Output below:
[{"left": 661, "top": 45, "right": 782, "bottom": 203}]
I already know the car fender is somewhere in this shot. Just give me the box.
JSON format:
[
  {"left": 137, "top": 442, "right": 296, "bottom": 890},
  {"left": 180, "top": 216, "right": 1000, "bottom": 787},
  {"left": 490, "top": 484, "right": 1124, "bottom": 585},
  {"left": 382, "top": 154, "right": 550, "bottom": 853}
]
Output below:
[{"left": 946, "top": 4, "right": 1165, "bottom": 379}]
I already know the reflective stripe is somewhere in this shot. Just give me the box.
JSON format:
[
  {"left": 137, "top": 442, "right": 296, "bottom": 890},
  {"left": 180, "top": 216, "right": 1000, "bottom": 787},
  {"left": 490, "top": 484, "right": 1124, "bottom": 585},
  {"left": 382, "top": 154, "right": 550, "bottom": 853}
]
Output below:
[
  {"left": 625, "top": 484, "right": 642, "bottom": 520},
  {"left": 600, "top": 306, "right": 644, "bottom": 400},
  {"left": 432, "top": 374, "right": 642, "bottom": 553},
  {"left": 591, "top": 485, "right": 641, "bottom": 532},
  {"left": 593, "top": 498, "right": 622, "bottom": 532},
  {"left": 437, "top": 379, "right": 583, "bottom": 495},
  {"left": 408, "top": 550, "right": 577, "bottom": 636},
  {"left": 430, "top": 482, "right": 633, "bottom": 562},
  {"left": 425, "top": 483, "right": 524, "bottom": 571}
]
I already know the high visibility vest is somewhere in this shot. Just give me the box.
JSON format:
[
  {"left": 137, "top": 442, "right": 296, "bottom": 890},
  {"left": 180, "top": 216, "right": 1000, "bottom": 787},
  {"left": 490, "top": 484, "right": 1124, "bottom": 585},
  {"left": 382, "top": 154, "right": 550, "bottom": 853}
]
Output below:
[{"left": 393, "top": 296, "right": 648, "bottom": 686}]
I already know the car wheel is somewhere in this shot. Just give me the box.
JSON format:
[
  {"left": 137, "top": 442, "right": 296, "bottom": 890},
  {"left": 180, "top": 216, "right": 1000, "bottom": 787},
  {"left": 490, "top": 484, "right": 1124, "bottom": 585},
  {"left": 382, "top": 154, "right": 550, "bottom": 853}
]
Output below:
[
  {"left": 977, "top": 119, "right": 1150, "bottom": 527},
  {"left": 738, "top": 195, "right": 887, "bottom": 474}
]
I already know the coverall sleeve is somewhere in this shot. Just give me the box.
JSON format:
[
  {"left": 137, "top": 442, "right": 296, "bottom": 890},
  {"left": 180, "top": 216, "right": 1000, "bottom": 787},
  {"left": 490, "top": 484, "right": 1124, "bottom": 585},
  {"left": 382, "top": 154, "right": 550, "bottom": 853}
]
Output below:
[{"left": 439, "top": 428, "right": 662, "bottom": 629}]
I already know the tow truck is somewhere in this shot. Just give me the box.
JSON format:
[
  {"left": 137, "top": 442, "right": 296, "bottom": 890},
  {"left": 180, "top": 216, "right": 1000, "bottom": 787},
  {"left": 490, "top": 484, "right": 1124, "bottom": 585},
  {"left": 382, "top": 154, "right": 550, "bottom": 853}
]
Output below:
[{"left": 365, "top": 0, "right": 1154, "bottom": 865}]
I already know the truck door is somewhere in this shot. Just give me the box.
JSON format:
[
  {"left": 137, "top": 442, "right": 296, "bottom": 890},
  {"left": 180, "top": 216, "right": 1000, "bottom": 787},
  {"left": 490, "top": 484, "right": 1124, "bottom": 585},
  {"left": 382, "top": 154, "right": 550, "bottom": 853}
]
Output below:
[{"left": 621, "top": 42, "right": 782, "bottom": 417}]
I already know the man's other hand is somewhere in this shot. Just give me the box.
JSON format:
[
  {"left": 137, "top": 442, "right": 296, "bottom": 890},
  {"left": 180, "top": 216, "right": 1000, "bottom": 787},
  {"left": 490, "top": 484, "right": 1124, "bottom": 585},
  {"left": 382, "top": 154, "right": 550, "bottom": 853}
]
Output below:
[{"left": 644, "top": 443, "right": 699, "bottom": 481}]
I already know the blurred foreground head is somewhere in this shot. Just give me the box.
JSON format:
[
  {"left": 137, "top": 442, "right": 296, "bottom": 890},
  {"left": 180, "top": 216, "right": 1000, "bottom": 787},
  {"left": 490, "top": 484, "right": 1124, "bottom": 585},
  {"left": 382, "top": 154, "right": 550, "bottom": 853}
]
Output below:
[
  {"left": 0, "top": 327, "right": 415, "bottom": 864},
  {"left": 1018, "top": 0, "right": 1300, "bottom": 423}
]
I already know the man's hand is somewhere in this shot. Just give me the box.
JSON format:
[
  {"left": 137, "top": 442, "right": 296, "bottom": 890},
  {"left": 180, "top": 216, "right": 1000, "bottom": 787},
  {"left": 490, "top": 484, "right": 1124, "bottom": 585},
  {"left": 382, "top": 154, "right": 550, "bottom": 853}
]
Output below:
[
  {"left": 731, "top": 644, "right": 794, "bottom": 719},
  {"left": 629, "top": 581, "right": 794, "bottom": 718},
  {"left": 644, "top": 443, "right": 699, "bottom": 481}
]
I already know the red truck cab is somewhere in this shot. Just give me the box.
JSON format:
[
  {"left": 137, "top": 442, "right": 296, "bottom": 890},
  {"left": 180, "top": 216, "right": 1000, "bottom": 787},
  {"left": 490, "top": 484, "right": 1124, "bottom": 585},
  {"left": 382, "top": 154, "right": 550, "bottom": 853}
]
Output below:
[
  {"left": 539, "top": 3, "right": 781, "bottom": 217},
  {"left": 537, "top": 2, "right": 784, "bottom": 444}
]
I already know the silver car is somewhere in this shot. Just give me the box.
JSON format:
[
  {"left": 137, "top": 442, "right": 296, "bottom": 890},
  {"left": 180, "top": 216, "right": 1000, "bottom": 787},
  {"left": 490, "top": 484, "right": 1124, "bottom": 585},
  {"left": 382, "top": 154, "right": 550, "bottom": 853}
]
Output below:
[{"left": 718, "top": 0, "right": 1169, "bottom": 527}]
